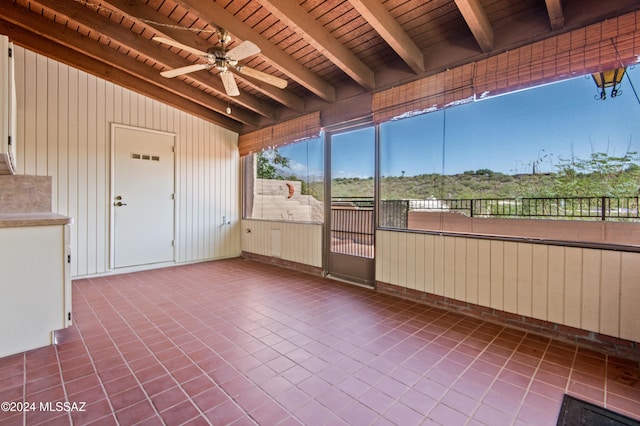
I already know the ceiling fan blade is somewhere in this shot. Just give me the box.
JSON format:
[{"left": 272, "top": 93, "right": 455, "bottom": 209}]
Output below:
[
  {"left": 227, "top": 40, "right": 260, "bottom": 61},
  {"left": 220, "top": 71, "right": 240, "bottom": 96},
  {"left": 152, "top": 36, "right": 208, "bottom": 57},
  {"left": 235, "top": 66, "right": 288, "bottom": 89},
  {"left": 160, "top": 64, "right": 210, "bottom": 78}
]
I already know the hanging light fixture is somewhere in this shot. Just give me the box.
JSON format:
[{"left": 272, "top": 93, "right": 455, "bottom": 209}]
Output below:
[{"left": 591, "top": 67, "right": 626, "bottom": 100}]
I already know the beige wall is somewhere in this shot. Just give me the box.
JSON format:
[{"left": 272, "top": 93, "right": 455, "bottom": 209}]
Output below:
[
  {"left": 409, "top": 211, "right": 640, "bottom": 246},
  {"left": 376, "top": 229, "right": 640, "bottom": 343},
  {"left": 14, "top": 47, "right": 241, "bottom": 277},
  {"left": 241, "top": 219, "right": 322, "bottom": 268}
]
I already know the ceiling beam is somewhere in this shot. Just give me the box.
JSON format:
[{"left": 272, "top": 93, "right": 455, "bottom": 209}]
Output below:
[
  {"left": 173, "top": 0, "right": 337, "bottom": 103},
  {"left": 347, "top": 0, "right": 424, "bottom": 74},
  {"left": 0, "top": 3, "right": 247, "bottom": 130},
  {"left": 545, "top": 0, "right": 565, "bottom": 30},
  {"left": 32, "top": 0, "right": 274, "bottom": 120},
  {"left": 0, "top": 19, "right": 243, "bottom": 133},
  {"left": 260, "top": 0, "right": 375, "bottom": 90},
  {"left": 453, "top": 0, "right": 494, "bottom": 52},
  {"left": 99, "top": 0, "right": 305, "bottom": 113},
  {"left": 5, "top": 0, "right": 257, "bottom": 126}
]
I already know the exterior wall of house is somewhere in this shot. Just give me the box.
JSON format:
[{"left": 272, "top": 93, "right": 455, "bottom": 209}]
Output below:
[
  {"left": 13, "top": 47, "right": 241, "bottom": 277},
  {"left": 376, "top": 229, "right": 640, "bottom": 344}
]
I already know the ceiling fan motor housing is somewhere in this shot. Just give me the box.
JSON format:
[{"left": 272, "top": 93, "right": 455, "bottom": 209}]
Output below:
[{"left": 214, "top": 57, "right": 228, "bottom": 72}]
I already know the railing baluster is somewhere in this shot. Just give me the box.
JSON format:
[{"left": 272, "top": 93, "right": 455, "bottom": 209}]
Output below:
[{"left": 336, "top": 196, "right": 638, "bottom": 240}]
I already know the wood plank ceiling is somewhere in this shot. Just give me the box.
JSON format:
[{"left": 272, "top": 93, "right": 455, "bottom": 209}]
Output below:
[{"left": 1, "top": 0, "right": 639, "bottom": 134}]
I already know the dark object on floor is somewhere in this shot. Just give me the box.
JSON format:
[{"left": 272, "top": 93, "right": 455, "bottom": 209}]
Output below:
[{"left": 557, "top": 394, "right": 640, "bottom": 426}]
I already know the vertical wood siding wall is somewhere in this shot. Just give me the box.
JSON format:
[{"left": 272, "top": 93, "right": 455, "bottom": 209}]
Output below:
[
  {"left": 376, "top": 230, "right": 640, "bottom": 343},
  {"left": 241, "top": 220, "right": 322, "bottom": 268},
  {"left": 13, "top": 47, "right": 241, "bottom": 277}
]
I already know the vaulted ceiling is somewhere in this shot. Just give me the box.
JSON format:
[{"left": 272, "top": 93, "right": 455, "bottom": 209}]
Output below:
[{"left": 2, "top": 0, "right": 640, "bottom": 134}]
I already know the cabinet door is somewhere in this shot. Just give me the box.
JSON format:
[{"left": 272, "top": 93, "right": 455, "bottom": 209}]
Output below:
[
  {"left": 64, "top": 224, "right": 72, "bottom": 327},
  {"left": 0, "top": 225, "right": 65, "bottom": 357}
]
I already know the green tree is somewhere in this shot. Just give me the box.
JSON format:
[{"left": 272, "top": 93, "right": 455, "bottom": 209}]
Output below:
[
  {"left": 551, "top": 151, "right": 640, "bottom": 197},
  {"left": 256, "top": 149, "right": 291, "bottom": 179},
  {"left": 475, "top": 168, "right": 495, "bottom": 177}
]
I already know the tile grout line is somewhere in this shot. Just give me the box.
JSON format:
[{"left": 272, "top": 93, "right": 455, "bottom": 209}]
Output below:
[
  {"left": 120, "top": 271, "right": 285, "bottom": 425},
  {"left": 73, "top": 280, "right": 121, "bottom": 426},
  {"left": 53, "top": 343, "right": 73, "bottom": 425},
  {"left": 421, "top": 318, "right": 501, "bottom": 424},
  {"left": 88, "top": 275, "right": 197, "bottom": 426},
  {"left": 130, "top": 266, "right": 377, "bottom": 425},
  {"left": 462, "top": 329, "right": 530, "bottom": 425},
  {"left": 340, "top": 304, "right": 459, "bottom": 423},
  {"left": 76, "top": 278, "right": 161, "bottom": 426},
  {"left": 363, "top": 308, "right": 500, "bottom": 423},
  {"left": 94, "top": 272, "right": 267, "bottom": 425},
  {"left": 564, "top": 344, "right": 579, "bottom": 398},
  {"left": 511, "top": 337, "right": 554, "bottom": 423}
]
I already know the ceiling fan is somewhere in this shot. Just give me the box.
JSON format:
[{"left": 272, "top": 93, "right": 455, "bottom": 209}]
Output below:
[{"left": 153, "top": 30, "right": 287, "bottom": 97}]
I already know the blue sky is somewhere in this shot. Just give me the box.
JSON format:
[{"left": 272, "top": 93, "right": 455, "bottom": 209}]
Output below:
[{"left": 278, "top": 66, "right": 640, "bottom": 179}]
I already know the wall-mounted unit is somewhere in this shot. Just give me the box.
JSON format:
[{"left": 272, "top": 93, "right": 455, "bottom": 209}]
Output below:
[{"left": 0, "top": 34, "right": 16, "bottom": 175}]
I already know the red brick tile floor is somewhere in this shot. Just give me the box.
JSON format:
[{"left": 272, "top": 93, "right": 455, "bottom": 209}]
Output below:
[{"left": 0, "top": 258, "right": 638, "bottom": 425}]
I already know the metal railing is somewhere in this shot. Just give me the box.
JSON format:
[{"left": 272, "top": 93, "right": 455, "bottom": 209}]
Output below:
[
  {"left": 331, "top": 197, "right": 375, "bottom": 209},
  {"left": 332, "top": 196, "right": 640, "bottom": 249},
  {"left": 330, "top": 198, "right": 374, "bottom": 258},
  {"left": 378, "top": 196, "right": 640, "bottom": 225}
]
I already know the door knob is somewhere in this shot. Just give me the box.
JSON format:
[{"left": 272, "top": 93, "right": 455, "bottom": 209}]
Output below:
[{"left": 114, "top": 202, "right": 127, "bottom": 207}]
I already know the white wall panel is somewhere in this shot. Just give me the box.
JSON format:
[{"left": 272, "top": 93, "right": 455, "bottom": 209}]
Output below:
[
  {"left": 477, "top": 239, "right": 491, "bottom": 307},
  {"left": 443, "top": 236, "right": 456, "bottom": 299},
  {"left": 490, "top": 240, "right": 504, "bottom": 311},
  {"left": 599, "top": 251, "right": 621, "bottom": 338},
  {"left": 396, "top": 232, "right": 408, "bottom": 290},
  {"left": 547, "top": 245, "right": 565, "bottom": 325},
  {"left": 581, "top": 249, "right": 601, "bottom": 333},
  {"left": 13, "top": 47, "right": 240, "bottom": 277},
  {"left": 405, "top": 232, "right": 417, "bottom": 291},
  {"left": 503, "top": 241, "right": 518, "bottom": 314},
  {"left": 454, "top": 238, "right": 466, "bottom": 301},
  {"left": 516, "top": 243, "right": 533, "bottom": 317},
  {"left": 465, "top": 238, "right": 479, "bottom": 304},
  {"left": 377, "top": 230, "right": 640, "bottom": 343},
  {"left": 241, "top": 220, "right": 322, "bottom": 268},
  {"left": 620, "top": 252, "right": 640, "bottom": 342}
]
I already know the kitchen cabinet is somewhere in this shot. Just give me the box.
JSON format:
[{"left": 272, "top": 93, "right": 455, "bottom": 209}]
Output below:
[{"left": 0, "top": 214, "right": 72, "bottom": 358}]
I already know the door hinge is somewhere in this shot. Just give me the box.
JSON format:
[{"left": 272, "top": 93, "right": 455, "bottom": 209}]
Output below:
[
  {"left": 171, "top": 240, "right": 175, "bottom": 247},
  {"left": 7, "top": 136, "right": 11, "bottom": 146},
  {"left": 171, "top": 193, "right": 175, "bottom": 200},
  {"left": 8, "top": 47, "right": 12, "bottom": 58},
  {"left": 172, "top": 146, "right": 175, "bottom": 153},
  {"left": 67, "top": 254, "right": 71, "bottom": 264},
  {"left": 68, "top": 312, "right": 71, "bottom": 321}
]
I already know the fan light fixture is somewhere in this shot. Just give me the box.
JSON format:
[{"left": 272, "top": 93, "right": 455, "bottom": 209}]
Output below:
[{"left": 592, "top": 67, "right": 626, "bottom": 100}]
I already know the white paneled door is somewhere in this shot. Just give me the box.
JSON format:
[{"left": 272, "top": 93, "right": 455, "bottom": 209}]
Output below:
[{"left": 112, "top": 125, "right": 175, "bottom": 268}]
